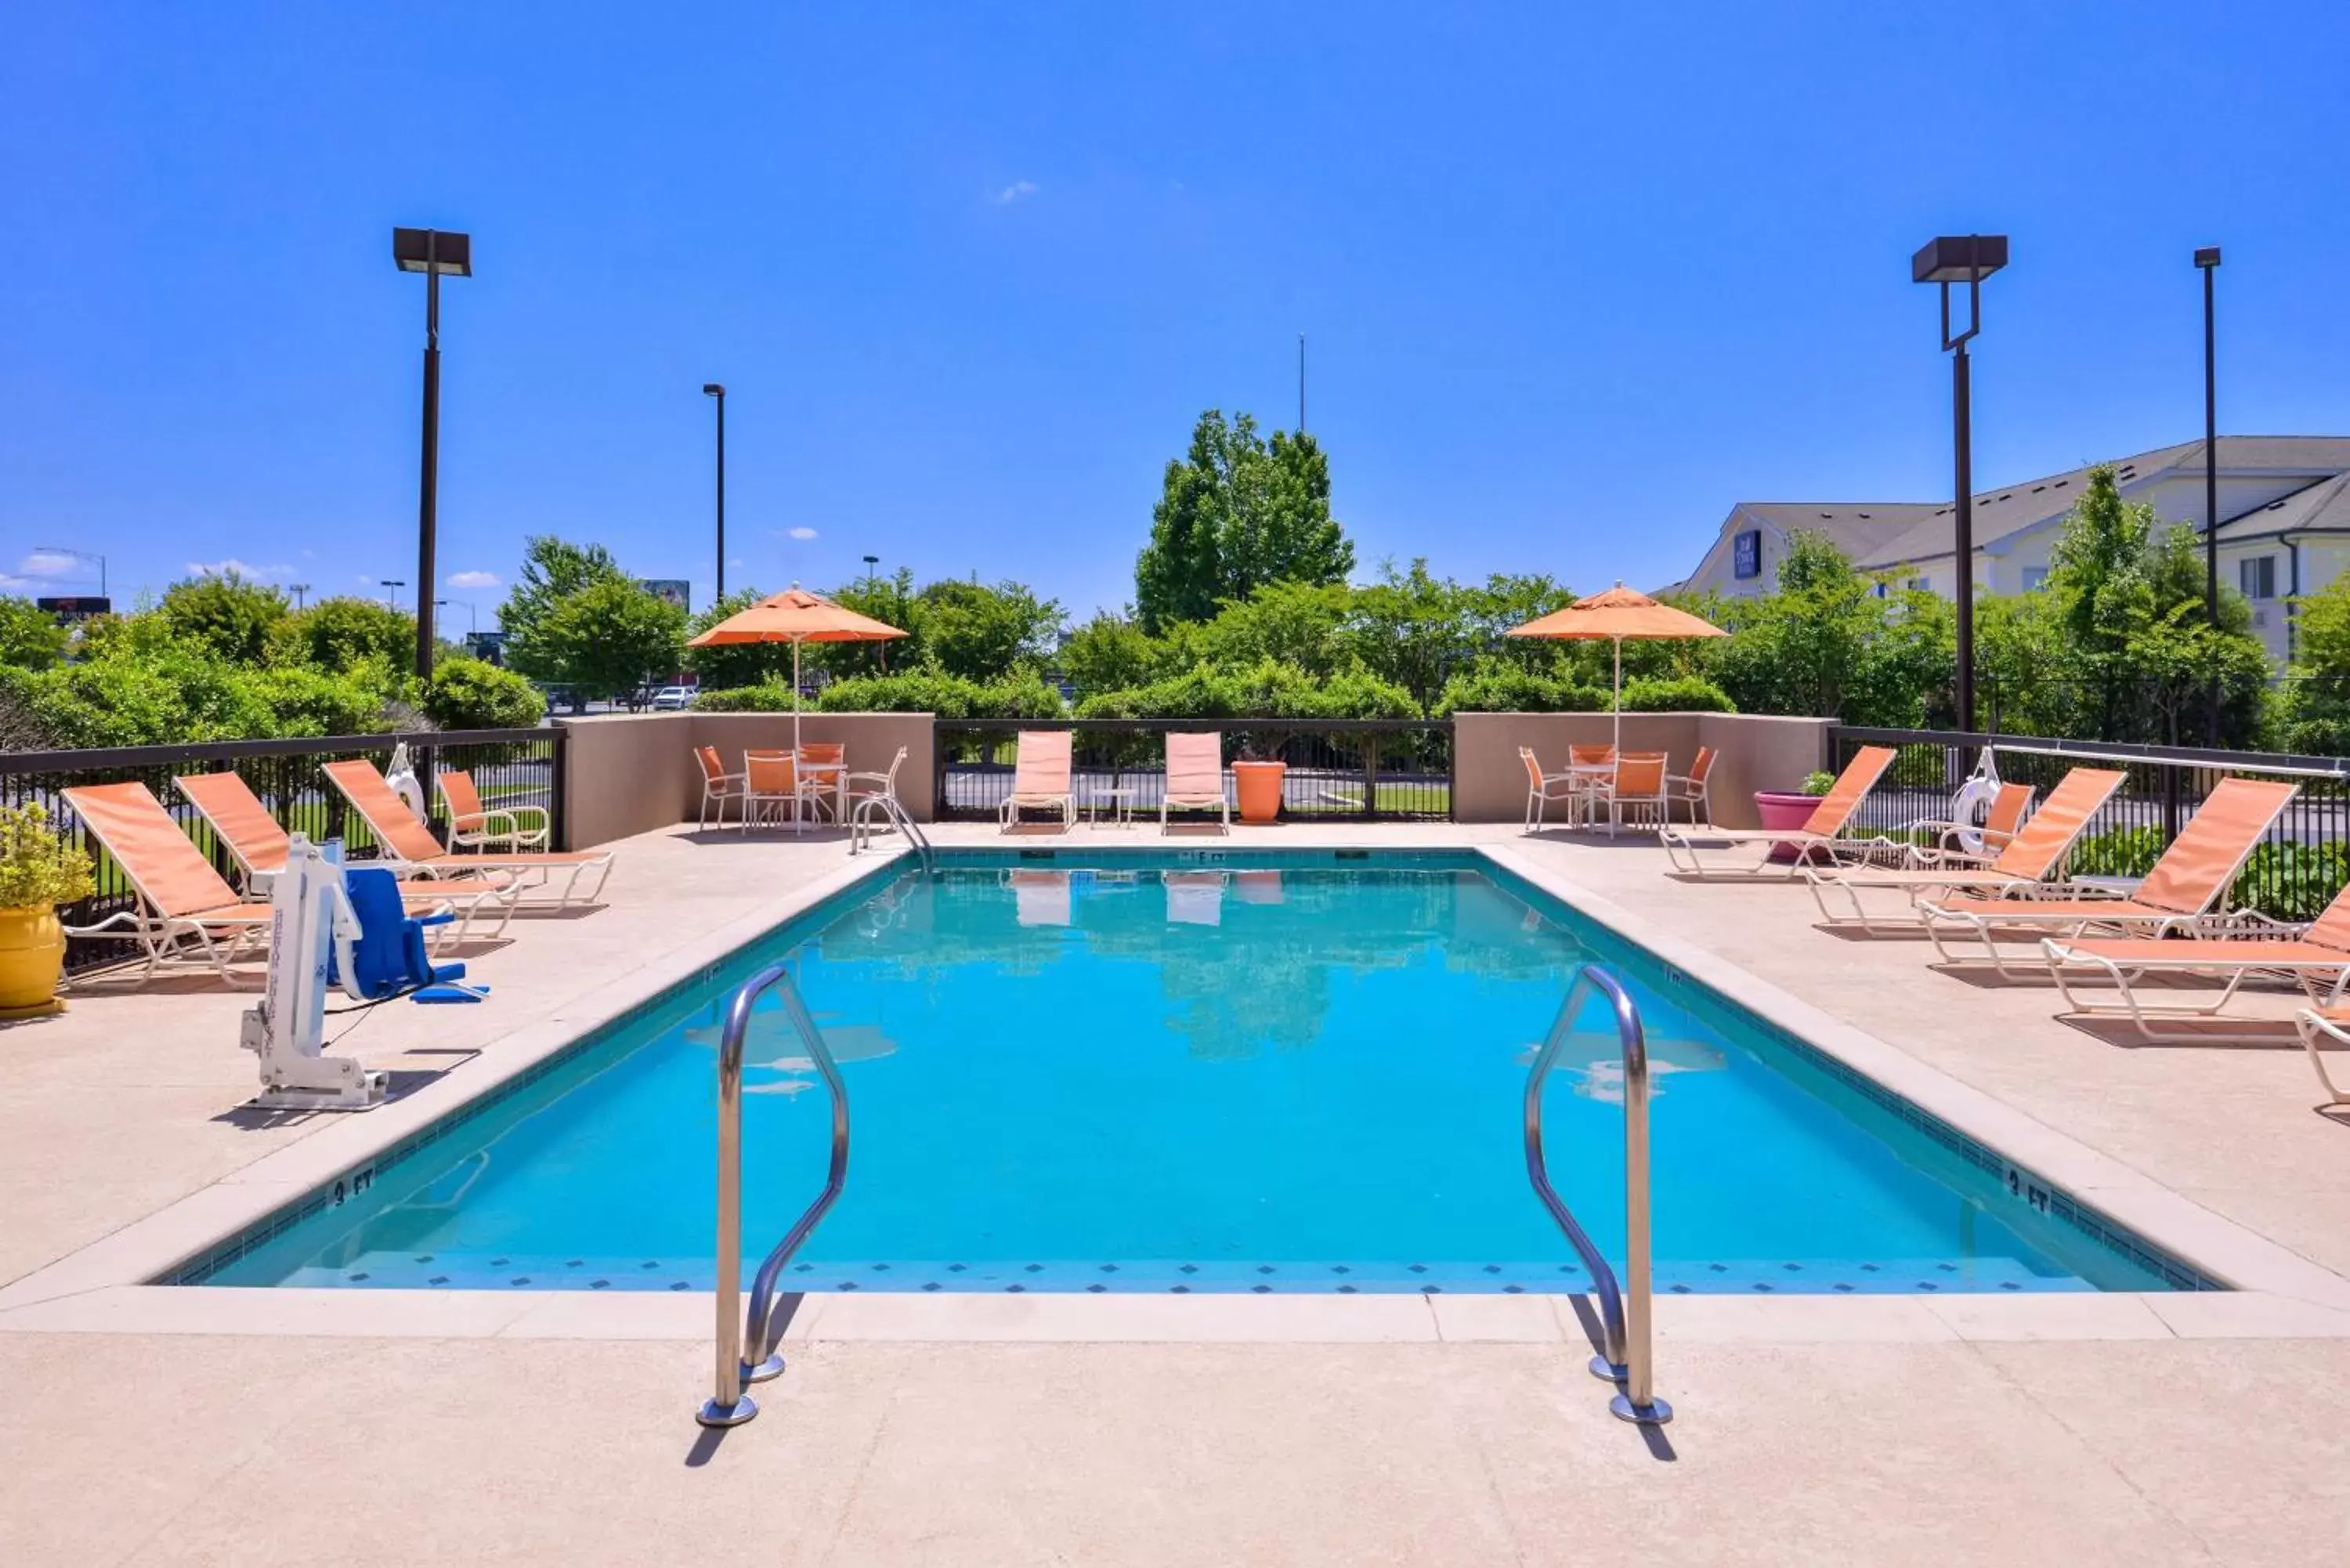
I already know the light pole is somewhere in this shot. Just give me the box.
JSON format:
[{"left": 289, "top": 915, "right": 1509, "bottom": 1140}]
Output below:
[
  {"left": 290, "top": 583, "right": 311, "bottom": 609},
  {"left": 443, "top": 598, "right": 477, "bottom": 634},
  {"left": 393, "top": 226, "right": 472, "bottom": 685},
  {"left": 703, "top": 384, "right": 727, "bottom": 602},
  {"left": 1913, "top": 234, "right": 2008, "bottom": 735},
  {"left": 381, "top": 578, "right": 406, "bottom": 609},
  {"left": 2196, "top": 245, "right": 2223, "bottom": 742}
]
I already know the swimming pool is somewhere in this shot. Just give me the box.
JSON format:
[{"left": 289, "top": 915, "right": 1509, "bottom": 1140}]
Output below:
[{"left": 187, "top": 851, "right": 2211, "bottom": 1297}]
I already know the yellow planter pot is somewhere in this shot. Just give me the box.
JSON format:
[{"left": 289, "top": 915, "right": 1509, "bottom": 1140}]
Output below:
[{"left": 0, "top": 905, "right": 67, "bottom": 1017}]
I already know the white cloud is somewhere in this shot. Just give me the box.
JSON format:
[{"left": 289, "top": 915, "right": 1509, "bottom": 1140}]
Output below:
[
  {"left": 16, "top": 551, "right": 79, "bottom": 580},
  {"left": 186, "top": 558, "right": 291, "bottom": 581},
  {"left": 357, "top": 574, "right": 375, "bottom": 585},
  {"left": 0, "top": 573, "right": 34, "bottom": 592},
  {"left": 992, "top": 179, "right": 1038, "bottom": 205},
  {"left": 446, "top": 569, "right": 501, "bottom": 589},
  {"left": 786, "top": 526, "right": 819, "bottom": 541}
]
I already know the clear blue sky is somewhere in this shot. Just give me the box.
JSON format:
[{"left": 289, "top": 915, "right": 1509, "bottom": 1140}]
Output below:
[{"left": 6, "top": 2, "right": 2349, "bottom": 625}]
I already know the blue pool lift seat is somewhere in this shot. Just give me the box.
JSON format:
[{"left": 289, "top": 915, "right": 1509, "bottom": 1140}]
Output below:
[{"left": 331, "top": 865, "right": 483, "bottom": 1003}]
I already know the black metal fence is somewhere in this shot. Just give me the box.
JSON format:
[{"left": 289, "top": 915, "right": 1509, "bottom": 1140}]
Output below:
[
  {"left": 1828, "top": 725, "right": 2350, "bottom": 920},
  {"left": 933, "top": 719, "right": 1455, "bottom": 822},
  {"left": 0, "top": 728, "right": 565, "bottom": 974}
]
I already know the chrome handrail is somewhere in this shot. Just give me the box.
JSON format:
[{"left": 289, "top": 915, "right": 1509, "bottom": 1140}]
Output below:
[
  {"left": 1523, "top": 963, "right": 1672, "bottom": 1425},
  {"left": 695, "top": 961, "right": 850, "bottom": 1428},
  {"left": 851, "top": 792, "right": 935, "bottom": 877}
]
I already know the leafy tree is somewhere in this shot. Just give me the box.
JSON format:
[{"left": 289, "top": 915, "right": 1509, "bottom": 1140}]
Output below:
[
  {"left": 1430, "top": 659, "right": 1604, "bottom": 716},
  {"left": 423, "top": 658, "right": 548, "bottom": 729},
  {"left": 1060, "top": 610, "right": 1166, "bottom": 695},
  {"left": 276, "top": 596, "right": 417, "bottom": 674},
  {"left": 917, "top": 578, "right": 1064, "bottom": 681},
  {"left": 1134, "top": 410, "right": 1353, "bottom": 631},
  {"left": 240, "top": 663, "right": 397, "bottom": 737},
  {"left": 159, "top": 572, "right": 289, "bottom": 663},
  {"left": 1344, "top": 561, "right": 1488, "bottom": 708},
  {"left": 533, "top": 577, "right": 688, "bottom": 703},
  {"left": 501, "top": 536, "right": 627, "bottom": 681},
  {"left": 682, "top": 587, "right": 790, "bottom": 690},
  {"left": 814, "top": 569, "right": 921, "bottom": 679},
  {"left": 1199, "top": 581, "right": 1351, "bottom": 676},
  {"left": 0, "top": 597, "right": 68, "bottom": 670}
]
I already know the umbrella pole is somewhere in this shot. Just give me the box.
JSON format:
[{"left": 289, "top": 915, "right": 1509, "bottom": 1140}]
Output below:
[
  {"left": 792, "top": 639, "right": 804, "bottom": 834},
  {"left": 1613, "top": 637, "right": 1623, "bottom": 755}
]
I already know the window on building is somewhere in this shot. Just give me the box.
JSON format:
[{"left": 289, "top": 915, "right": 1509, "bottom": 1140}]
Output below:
[
  {"left": 1907, "top": 576, "right": 1930, "bottom": 593},
  {"left": 1733, "top": 529, "right": 1762, "bottom": 580},
  {"left": 2239, "top": 556, "right": 2276, "bottom": 601},
  {"left": 2020, "top": 566, "right": 2048, "bottom": 592}
]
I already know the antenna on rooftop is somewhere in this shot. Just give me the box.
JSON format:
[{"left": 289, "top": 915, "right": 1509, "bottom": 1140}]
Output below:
[{"left": 1298, "top": 333, "right": 1307, "bottom": 434}]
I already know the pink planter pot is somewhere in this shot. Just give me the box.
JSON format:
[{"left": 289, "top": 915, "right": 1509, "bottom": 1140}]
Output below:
[{"left": 1752, "top": 791, "right": 1822, "bottom": 863}]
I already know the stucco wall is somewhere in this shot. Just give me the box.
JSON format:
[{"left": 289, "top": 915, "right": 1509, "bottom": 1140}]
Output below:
[
  {"left": 1451, "top": 711, "right": 1831, "bottom": 829},
  {"left": 554, "top": 710, "right": 937, "bottom": 848}
]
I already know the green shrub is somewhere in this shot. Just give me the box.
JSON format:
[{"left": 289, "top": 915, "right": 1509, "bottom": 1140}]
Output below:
[
  {"left": 0, "top": 801, "right": 96, "bottom": 908},
  {"left": 814, "top": 671, "right": 1065, "bottom": 721},
  {"left": 423, "top": 658, "right": 547, "bottom": 730},
  {"left": 2068, "top": 826, "right": 2164, "bottom": 880},
  {"left": 241, "top": 663, "right": 396, "bottom": 737},
  {"left": 1431, "top": 659, "right": 1603, "bottom": 717},
  {"left": 1079, "top": 659, "right": 1417, "bottom": 722},
  {"left": 2232, "top": 841, "right": 2350, "bottom": 923},
  {"left": 1799, "top": 771, "right": 1837, "bottom": 796},
  {"left": 692, "top": 683, "right": 797, "bottom": 714},
  {"left": 0, "top": 597, "right": 68, "bottom": 672},
  {"left": 1618, "top": 675, "right": 1736, "bottom": 714}
]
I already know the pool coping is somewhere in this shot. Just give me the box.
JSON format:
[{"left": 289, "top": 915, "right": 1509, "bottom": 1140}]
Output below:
[{"left": 5, "top": 833, "right": 2348, "bottom": 1348}]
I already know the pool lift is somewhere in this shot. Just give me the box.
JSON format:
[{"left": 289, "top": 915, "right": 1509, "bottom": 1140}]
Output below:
[{"left": 238, "top": 834, "right": 483, "bottom": 1111}]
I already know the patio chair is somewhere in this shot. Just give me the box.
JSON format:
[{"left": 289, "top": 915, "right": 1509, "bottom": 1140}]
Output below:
[
  {"left": 1665, "top": 746, "right": 1717, "bottom": 829},
  {"left": 58, "top": 782, "right": 285, "bottom": 978},
  {"left": 1520, "top": 748, "right": 1582, "bottom": 832},
  {"left": 1902, "top": 780, "right": 2034, "bottom": 869},
  {"left": 321, "top": 759, "right": 615, "bottom": 908},
  {"left": 174, "top": 770, "right": 514, "bottom": 943},
  {"left": 695, "top": 746, "right": 748, "bottom": 829},
  {"left": 1000, "top": 730, "right": 1076, "bottom": 833},
  {"left": 2291, "top": 1006, "right": 2350, "bottom": 1107},
  {"left": 1567, "top": 745, "right": 1616, "bottom": 768},
  {"left": 1162, "top": 731, "right": 1230, "bottom": 833},
  {"left": 2043, "top": 874, "right": 2350, "bottom": 1041},
  {"left": 1595, "top": 752, "right": 1671, "bottom": 837},
  {"left": 1918, "top": 776, "right": 2298, "bottom": 976},
  {"left": 742, "top": 750, "right": 806, "bottom": 833},
  {"left": 436, "top": 768, "right": 551, "bottom": 853},
  {"left": 797, "top": 742, "right": 848, "bottom": 825},
  {"left": 1656, "top": 746, "right": 1900, "bottom": 878},
  {"left": 1802, "top": 768, "right": 2126, "bottom": 933}
]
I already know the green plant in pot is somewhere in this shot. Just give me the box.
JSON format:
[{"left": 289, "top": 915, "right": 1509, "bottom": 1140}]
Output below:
[
  {"left": 1799, "top": 771, "right": 1838, "bottom": 797},
  {"left": 0, "top": 802, "right": 97, "bottom": 1018}
]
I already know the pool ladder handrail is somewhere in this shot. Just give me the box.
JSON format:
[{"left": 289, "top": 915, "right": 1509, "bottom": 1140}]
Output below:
[
  {"left": 851, "top": 791, "right": 935, "bottom": 877},
  {"left": 696, "top": 961, "right": 849, "bottom": 1428},
  {"left": 1523, "top": 962, "right": 1672, "bottom": 1425}
]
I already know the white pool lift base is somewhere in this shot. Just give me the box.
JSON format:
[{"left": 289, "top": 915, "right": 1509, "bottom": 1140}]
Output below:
[{"left": 237, "top": 833, "right": 390, "bottom": 1113}]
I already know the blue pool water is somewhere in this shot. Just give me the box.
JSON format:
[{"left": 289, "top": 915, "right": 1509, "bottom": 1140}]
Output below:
[{"left": 200, "top": 854, "right": 2194, "bottom": 1296}]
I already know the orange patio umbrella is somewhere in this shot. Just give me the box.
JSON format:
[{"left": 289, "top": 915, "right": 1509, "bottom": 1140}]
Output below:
[
  {"left": 686, "top": 586, "right": 907, "bottom": 752},
  {"left": 1505, "top": 583, "right": 1727, "bottom": 753}
]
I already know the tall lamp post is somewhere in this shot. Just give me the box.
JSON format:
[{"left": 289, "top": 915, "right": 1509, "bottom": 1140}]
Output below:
[
  {"left": 32, "top": 545, "right": 107, "bottom": 602},
  {"left": 703, "top": 384, "right": 727, "bottom": 602},
  {"left": 380, "top": 578, "right": 406, "bottom": 609},
  {"left": 1912, "top": 234, "right": 2008, "bottom": 734},
  {"left": 2196, "top": 246, "right": 2223, "bottom": 742},
  {"left": 393, "top": 226, "right": 472, "bottom": 684}
]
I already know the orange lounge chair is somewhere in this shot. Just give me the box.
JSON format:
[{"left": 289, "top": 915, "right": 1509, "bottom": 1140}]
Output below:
[
  {"left": 436, "top": 768, "right": 551, "bottom": 852},
  {"left": 1656, "top": 746, "right": 1899, "bottom": 877},
  {"left": 1804, "top": 768, "right": 2126, "bottom": 931},
  {"left": 1161, "top": 732, "right": 1229, "bottom": 833},
  {"left": 2041, "top": 875, "right": 2350, "bottom": 1040},
  {"left": 2291, "top": 1006, "right": 2350, "bottom": 1107},
  {"left": 1594, "top": 752, "right": 1671, "bottom": 838},
  {"left": 999, "top": 730, "right": 1076, "bottom": 832},
  {"left": 60, "top": 782, "right": 281, "bottom": 977},
  {"left": 322, "top": 759, "right": 614, "bottom": 907},
  {"left": 1918, "top": 776, "right": 2298, "bottom": 976},
  {"left": 174, "top": 770, "right": 515, "bottom": 943}
]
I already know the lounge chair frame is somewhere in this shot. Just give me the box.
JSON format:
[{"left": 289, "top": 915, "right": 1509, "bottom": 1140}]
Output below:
[
  {"left": 324, "top": 760, "right": 614, "bottom": 908},
  {"left": 1657, "top": 746, "right": 1900, "bottom": 879}
]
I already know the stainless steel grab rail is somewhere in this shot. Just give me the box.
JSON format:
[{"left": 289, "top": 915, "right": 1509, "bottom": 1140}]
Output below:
[
  {"left": 851, "top": 792, "right": 935, "bottom": 877},
  {"left": 1523, "top": 963, "right": 1672, "bottom": 1425},
  {"left": 695, "top": 961, "right": 850, "bottom": 1428}
]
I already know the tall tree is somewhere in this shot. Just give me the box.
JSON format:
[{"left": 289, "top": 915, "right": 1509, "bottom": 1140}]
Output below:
[
  {"left": 535, "top": 578, "right": 688, "bottom": 703},
  {"left": 158, "top": 572, "right": 290, "bottom": 664},
  {"left": 682, "top": 587, "right": 788, "bottom": 690},
  {"left": 501, "top": 536, "right": 627, "bottom": 681},
  {"left": 917, "top": 578, "right": 1064, "bottom": 681},
  {"left": 1134, "top": 410, "right": 1353, "bottom": 632},
  {"left": 0, "top": 597, "right": 69, "bottom": 671}
]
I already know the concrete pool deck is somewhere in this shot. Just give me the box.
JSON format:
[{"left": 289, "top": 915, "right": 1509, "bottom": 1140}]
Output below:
[{"left": 5, "top": 821, "right": 2349, "bottom": 1563}]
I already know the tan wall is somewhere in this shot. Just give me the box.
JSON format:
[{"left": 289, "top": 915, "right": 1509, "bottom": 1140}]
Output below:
[
  {"left": 1450, "top": 711, "right": 1831, "bottom": 829},
  {"left": 554, "top": 711, "right": 937, "bottom": 848}
]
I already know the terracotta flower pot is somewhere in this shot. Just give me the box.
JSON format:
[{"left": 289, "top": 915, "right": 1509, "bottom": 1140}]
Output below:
[
  {"left": 1752, "top": 791, "right": 1823, "bottom": 864},
  {"left": 1231, "top": 761, "right": 1288, "bottom": 825},
  {"left": 0, "top": 905, "right": 66, "bottom": 1017}
]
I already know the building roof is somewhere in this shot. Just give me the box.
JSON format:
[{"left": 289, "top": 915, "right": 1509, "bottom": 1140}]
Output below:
[
  {"left": 2212, "top": 471, "right": 2350, "bottom": 544},
  {"left": 1734, "top": 437, "right": 2350, "bottom": 572}
]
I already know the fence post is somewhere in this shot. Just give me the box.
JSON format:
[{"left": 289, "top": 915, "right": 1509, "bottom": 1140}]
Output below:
[
  {"left": 1362, "top": 734, "right": 1382, "bottom": 821},
  {"left": 1445, "top": 722, "right": 1459, "bottom": 822},
  {"left": 549, "top": 726, "right": 569, "bottom": 851}
]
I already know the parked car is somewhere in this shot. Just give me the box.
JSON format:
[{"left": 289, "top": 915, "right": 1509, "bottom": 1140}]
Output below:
[{"left": 650, "top": 685, "right": 696, "bottom": 711}]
